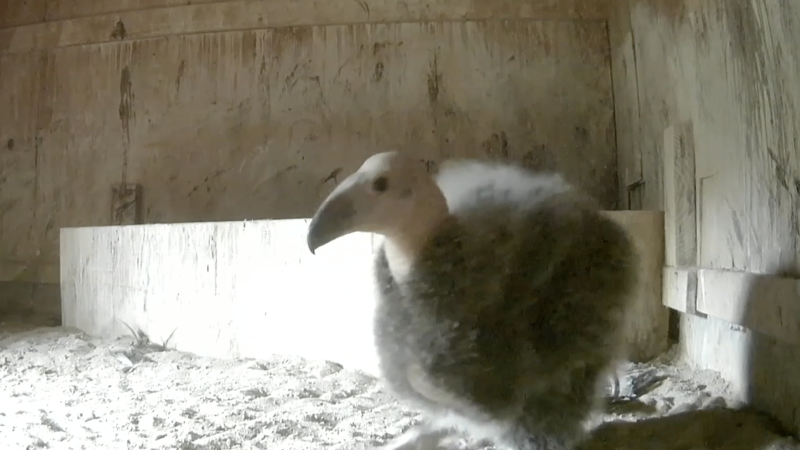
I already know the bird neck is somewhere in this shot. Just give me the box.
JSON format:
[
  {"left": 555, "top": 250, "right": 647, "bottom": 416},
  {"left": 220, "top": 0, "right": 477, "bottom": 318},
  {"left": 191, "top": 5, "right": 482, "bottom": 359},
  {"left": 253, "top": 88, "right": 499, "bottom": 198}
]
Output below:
[{"left": 383, "top": 188, "right": 449, "bottom": 281}]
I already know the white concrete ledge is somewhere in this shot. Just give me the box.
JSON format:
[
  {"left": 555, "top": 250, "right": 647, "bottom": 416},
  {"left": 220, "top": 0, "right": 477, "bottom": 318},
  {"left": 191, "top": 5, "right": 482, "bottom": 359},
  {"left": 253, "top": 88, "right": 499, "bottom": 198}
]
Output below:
[
  {"left": 60, "top": 219, "right": 383, "bottom": 375},
  {"left": 60, "top": 211, "right": 667, "bottom": 376},
  {"left": 664, "top": 266, "right": 800, "bottom": 346}
]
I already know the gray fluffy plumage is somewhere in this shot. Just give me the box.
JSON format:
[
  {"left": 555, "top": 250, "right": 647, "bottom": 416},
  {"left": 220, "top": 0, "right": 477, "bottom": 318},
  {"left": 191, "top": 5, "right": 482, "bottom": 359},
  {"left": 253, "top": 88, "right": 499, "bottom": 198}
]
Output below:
[{"left": 307, "top": 154, "right": 639, "bottom": 450}]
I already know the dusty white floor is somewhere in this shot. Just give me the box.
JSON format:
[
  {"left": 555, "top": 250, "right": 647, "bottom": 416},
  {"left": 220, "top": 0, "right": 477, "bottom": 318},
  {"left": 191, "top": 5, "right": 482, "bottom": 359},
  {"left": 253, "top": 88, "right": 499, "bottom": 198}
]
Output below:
[{"left": 1, "top": 325, "right": 799, "bottom": 450}]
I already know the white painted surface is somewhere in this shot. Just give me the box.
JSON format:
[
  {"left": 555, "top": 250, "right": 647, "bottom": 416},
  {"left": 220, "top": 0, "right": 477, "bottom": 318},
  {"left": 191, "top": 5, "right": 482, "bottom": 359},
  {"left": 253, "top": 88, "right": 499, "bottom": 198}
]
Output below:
[
  {"left": 61, "top": 219, "right": 382, "bottom": 375},
  {"left": 61, "top": 212, "right": 664, "bottom": 374}
]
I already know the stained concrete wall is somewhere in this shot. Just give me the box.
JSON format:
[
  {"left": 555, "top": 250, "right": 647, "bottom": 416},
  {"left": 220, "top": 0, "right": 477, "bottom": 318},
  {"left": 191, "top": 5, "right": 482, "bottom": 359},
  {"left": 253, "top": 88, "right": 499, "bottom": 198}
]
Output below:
[
  {"left": 610, "top": 0, "right": 800, "bottom": 435},
  {"left": 0, "top": 0, "right": 615, "bottom": 286}
]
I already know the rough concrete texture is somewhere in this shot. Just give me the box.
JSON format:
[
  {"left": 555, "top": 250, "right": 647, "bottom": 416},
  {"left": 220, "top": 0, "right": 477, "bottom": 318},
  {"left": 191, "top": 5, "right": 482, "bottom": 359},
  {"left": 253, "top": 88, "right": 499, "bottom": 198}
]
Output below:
[{"left": 0, "top": 326, "right": 798, "bottom": 450}]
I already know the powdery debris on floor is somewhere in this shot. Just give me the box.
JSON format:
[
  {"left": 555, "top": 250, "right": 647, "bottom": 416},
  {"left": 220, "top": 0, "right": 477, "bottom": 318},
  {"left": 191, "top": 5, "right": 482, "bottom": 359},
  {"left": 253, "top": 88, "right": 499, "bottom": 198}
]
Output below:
[{"left": 0, "top": 326, "right": 798, "bottom": 450}]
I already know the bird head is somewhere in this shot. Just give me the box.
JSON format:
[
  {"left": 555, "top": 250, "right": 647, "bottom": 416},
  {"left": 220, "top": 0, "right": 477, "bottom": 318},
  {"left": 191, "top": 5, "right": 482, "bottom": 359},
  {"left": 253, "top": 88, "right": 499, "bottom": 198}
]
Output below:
[{"left": 307, "top": 151, "right": 447, "bottom": 255}]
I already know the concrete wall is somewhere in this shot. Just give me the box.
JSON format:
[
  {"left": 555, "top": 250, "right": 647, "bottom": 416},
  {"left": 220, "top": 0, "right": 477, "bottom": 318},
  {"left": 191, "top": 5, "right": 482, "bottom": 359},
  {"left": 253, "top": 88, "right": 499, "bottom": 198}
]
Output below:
[
  {"left": 0, "top": 0, "right": 615, "bottom": 290},
  {"left": 610, "top": 0, "right": 800, "bottom": 435}
]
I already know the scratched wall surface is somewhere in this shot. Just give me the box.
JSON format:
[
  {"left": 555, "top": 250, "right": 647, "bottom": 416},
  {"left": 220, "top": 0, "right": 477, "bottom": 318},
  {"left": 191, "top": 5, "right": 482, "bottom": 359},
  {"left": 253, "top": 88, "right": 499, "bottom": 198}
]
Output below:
[
  {"left": 0, "top": 0, "right": 611, "bottom": 33},
  {"left": 611, "top": 0, "right": 800, "bottom": 435},
  {"left": 0, "top": 1, "right": 615, "bottom": 284}
]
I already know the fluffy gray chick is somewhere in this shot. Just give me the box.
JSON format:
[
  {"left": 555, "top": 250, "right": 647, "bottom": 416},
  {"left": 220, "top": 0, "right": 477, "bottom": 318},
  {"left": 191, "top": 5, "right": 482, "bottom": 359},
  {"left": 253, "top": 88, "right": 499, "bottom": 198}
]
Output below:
[{"left": 306, "top": 152, "right": 639, "bottom": 450}]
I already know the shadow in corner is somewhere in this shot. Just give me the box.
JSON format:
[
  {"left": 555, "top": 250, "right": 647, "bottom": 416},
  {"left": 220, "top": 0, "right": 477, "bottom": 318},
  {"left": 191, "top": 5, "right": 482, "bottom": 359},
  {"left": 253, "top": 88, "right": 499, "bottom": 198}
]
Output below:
[
  {"left": 741, "top": 262, "right": 800, "bottom": 441},
  {"left": 580, "top": 408, "right": 796, "bottom": 450},
  {"left": 0, "top": 281, "right": 62, "bottom": 339},
  {"left": 573, "top": 265, "right": 800, "bottom": 450}
]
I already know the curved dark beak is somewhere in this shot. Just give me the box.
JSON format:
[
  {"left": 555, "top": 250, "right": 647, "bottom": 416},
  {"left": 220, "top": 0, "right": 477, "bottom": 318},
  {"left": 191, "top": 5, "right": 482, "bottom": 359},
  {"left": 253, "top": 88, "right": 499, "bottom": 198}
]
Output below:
[{"left": 307, "top": 194, "right": 356, "bottom": 254}]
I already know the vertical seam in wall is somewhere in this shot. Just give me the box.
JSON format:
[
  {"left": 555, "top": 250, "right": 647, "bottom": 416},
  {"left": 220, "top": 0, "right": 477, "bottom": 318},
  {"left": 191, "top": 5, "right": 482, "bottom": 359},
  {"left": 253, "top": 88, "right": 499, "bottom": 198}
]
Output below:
[
  {"left": 604, "top": 17, "right": 622, "bottom": 210},
  {"left": 33, "top": 50, "right": 51, "bottom": 263},
  {"left": 607, "top": 0, "right": 642, "bottom": 210},
  {"left": 627, "top": 1, "right": 645, "bottom": 183}
]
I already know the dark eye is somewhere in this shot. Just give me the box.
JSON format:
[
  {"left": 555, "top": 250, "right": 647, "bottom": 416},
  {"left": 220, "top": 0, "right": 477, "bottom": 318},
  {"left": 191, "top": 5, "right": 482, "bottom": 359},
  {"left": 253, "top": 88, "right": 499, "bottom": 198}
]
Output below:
[{"left": 372, "top": 176, "right": 389, "bottom": 193}]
